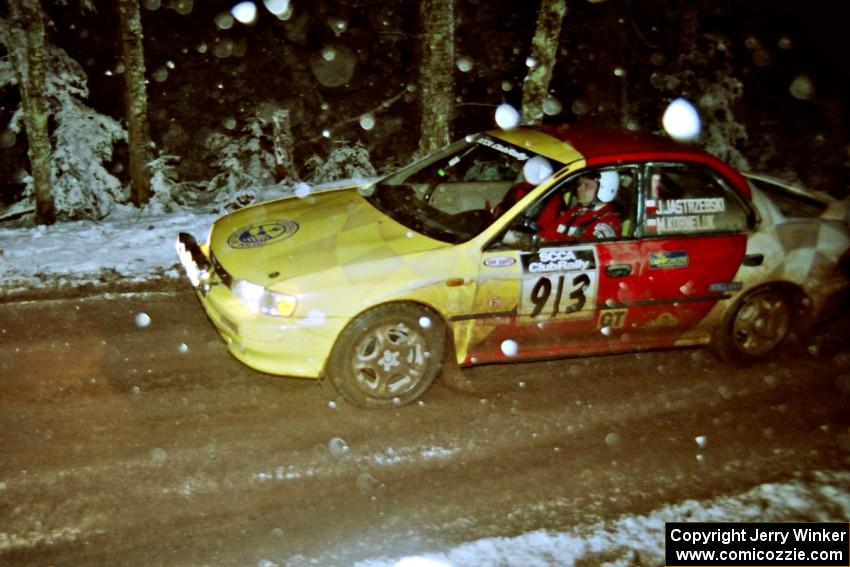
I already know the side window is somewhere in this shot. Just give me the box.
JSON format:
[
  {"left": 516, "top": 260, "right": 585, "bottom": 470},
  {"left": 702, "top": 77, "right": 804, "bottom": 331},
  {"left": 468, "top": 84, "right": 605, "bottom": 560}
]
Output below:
[
  {"left": 644, "top": 163, "right": 750, "bottom": 236},
  {"left": 522, "top": 165, "right": 639, "bottom": 244}
]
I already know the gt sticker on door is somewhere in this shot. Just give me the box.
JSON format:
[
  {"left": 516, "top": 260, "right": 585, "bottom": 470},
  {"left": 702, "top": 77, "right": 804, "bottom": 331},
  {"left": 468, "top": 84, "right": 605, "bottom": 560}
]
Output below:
[{"left": 519, "top": 247, "right": 598, "bottom": 322}]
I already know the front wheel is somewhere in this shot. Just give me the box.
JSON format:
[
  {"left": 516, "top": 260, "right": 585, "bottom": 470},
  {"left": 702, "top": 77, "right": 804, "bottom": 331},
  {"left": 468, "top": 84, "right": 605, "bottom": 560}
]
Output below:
[
  {"left": 713, "top": 286, "right": 794, "bottom": 362},
  {"left": 326, "top": 304, "right": 445, "bottom": 408}
]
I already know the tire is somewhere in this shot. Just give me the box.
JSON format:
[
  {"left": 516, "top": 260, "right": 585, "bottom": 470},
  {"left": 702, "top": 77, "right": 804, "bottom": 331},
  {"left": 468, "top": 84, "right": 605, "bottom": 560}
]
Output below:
[
  {"left": 327, "top": 304, "right": 445, "bottom": 408},
  {"left": 713, "top": 286, "right": 793, "bottom": 362}
]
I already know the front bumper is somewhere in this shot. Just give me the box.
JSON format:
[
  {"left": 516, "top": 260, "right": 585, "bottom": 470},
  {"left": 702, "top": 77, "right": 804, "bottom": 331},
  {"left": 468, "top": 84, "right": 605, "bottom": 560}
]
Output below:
[{"left": 176, "top": 233, "right": 346, "bottom": 378}]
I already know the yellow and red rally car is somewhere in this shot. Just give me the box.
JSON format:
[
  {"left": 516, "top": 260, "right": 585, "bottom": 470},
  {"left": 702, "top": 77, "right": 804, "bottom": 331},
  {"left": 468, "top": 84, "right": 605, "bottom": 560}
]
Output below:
[{"left": 177, "top": 126, "right": 850, "bottom": 407}]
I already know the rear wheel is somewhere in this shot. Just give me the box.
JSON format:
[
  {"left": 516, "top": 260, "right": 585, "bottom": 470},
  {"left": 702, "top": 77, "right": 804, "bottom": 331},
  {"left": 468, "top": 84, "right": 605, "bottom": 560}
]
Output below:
[
  {"left": 713, "top": 286, "right": 793, "bottom": 362},
  {"left": 327, "top": 304, "right": 445, "bottom": 408}
]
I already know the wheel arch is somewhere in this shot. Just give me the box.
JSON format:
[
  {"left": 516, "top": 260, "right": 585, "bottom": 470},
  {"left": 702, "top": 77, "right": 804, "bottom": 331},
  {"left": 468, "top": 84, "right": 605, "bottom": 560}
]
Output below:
[
  {"left": 712, "top": 280, "right": 813, "bottom": 362},
  {"left": 735, "top": 280, "right": 814, "bottom": 332},
  {"left": 320, "top": 299, "right": 455, "bottom": 378}
]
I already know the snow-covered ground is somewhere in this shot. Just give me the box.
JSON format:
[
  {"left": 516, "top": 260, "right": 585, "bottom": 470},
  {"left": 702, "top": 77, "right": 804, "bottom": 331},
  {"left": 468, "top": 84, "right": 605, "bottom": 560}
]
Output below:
[
  {"left": 347, "top": 471, "right": 850, "bottom": 567},
  {"left": 0, "top": 181, "right": 376, "bottom": 297},
  {"left": 0, "top": 208, "right": 215, "bottom": 295}
]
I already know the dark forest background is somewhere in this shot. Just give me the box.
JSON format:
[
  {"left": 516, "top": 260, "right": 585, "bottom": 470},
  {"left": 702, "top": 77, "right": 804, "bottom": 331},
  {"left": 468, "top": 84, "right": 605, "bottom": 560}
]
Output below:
[{"left": 2, "top": 0, "right": 848, "bottom": 212}]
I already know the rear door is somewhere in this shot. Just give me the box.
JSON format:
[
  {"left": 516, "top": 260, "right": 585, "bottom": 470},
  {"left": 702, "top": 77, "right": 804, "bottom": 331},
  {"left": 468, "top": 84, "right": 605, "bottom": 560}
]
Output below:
[{"left": 629, "top": 162, "right": 754, "bottom": 340}]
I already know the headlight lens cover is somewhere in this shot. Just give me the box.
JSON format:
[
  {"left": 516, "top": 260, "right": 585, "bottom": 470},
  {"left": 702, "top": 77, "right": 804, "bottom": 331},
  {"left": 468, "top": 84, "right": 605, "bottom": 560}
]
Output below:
[{"left": 231, "top": 279, "right": 297, "bottom": 317}]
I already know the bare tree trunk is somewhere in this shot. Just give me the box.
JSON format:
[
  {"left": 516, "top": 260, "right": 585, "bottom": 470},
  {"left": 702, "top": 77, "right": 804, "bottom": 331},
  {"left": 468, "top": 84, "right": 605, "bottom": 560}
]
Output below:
[
  {"left": 8, "top": 0, "right": 55, "bottom": 224},
  {"left": 117, "top": 0, "right": 152, "bottom": 207},
  {"left": 418, "top": 0, "right": 454, "bottom": 156},
  {"left": 521, "top": 0, "right": 566, "bottom": 126}
]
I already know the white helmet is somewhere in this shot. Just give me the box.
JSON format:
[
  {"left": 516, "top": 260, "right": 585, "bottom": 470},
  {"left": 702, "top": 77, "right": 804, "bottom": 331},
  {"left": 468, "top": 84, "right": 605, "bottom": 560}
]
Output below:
[{"left": 597, "top": 170, "right": 620, "bottom": 203}]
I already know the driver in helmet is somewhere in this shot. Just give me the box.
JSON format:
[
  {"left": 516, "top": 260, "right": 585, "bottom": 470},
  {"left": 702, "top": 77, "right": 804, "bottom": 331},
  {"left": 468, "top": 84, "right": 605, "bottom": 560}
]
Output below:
[{"left": 537, "top": 170, "right": 622, "bottom": 241}]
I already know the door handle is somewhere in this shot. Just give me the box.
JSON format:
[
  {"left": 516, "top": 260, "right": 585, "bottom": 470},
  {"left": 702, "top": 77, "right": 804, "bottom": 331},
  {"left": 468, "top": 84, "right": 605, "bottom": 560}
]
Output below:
[
  {"left": 605, "top": 264, "right": 632, "bottom": 278},
  {"left": 743, "top": 254, "right": 764, "bottom": 267}
]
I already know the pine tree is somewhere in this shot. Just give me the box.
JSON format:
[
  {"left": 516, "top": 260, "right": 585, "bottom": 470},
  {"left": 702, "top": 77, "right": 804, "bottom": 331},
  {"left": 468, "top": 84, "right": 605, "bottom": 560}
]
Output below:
[{"left": 521, "top": 0, "right": 566, "bottom": 126}]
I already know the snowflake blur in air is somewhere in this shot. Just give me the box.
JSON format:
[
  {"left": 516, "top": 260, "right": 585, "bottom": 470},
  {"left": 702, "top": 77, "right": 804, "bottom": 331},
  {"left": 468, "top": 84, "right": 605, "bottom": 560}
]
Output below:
[
  {"left": 543, "top": 96, "right": 562, "bottom": 116},
  {"left": 214, "top": 11, "right": 234, "bottom": 29},
  {"left": 501, "top": 339, "right": 518, "bottom": 357},
  {"left": 523, "top": 156, "right": 553, "bottom": 185},
  {"left": 456, "top": 56, "right": 474, "bottom": 73},
  {"left": 264, "top": 0, "right": 290, "bottom": 18},
  {"left": 328, "top": 17, "right": 347, "bottom": 36},
  {"left": 231, "top": 1, "right": 258, "bottom": 24},
  {"left": 173, "top": 0, "right": 193, "bottom": 14},
  {"left": 135, "top": 313, "right": 151, "bottom": 328},
  {"left": 790, "top": 74, "right": 815, "bottom": 100},
  {"left": 328, "top": 437, "right": 349, "bottom": 458},
  {"left": 571, "top": 99, "right": 589, "bottom": 116},
  {"left": 0, "top": 129, "right": 15, "bottom": 148},
  {"left": 495, "top": 103, "right": 520, "bottom": 129},
  {"left": 662, "top": 97, "right": 701, "bottom": 141},
  {"left": 359, "top": 113, "right": 376, "bottom": 131}
]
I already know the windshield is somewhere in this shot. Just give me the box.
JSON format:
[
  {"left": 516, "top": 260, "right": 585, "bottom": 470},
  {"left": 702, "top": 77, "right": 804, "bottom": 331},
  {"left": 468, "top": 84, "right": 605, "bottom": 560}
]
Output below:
[{"left": 362, "top": 135, "right": 562, "bottom": 244}]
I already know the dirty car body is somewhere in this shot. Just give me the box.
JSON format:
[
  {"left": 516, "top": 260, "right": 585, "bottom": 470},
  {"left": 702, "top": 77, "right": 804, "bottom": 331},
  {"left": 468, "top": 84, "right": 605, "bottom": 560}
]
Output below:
[{"left": 176, "top": 126, "right": 850, "bottom": 407}]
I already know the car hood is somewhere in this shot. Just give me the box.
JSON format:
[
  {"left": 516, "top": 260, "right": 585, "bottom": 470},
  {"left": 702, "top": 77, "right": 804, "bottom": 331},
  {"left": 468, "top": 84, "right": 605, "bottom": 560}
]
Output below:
[{"left": 208, "top": 188, "right": 449, "bottom": 286}]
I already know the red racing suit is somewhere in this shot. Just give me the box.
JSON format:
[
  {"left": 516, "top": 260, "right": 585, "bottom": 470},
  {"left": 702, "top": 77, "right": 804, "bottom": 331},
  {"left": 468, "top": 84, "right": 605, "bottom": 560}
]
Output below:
[{"left": 537, "top": 197, "right": 621, "bottom": 241}]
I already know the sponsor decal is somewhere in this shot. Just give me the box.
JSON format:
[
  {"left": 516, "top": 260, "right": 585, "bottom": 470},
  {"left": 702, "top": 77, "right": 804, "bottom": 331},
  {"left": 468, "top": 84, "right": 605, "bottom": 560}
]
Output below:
[
  {"left": 656, "top": 215, "right": 716, "bottom": 232},
  {"left": 227, "top": 220, "right": 299, "bottom": 249},
  {"left": 598, "top": 309, "right": 627, "bottom": 330},
  {"left": 649, "top": 250, "right": 689, "bottom": 269},
  {"left": 709, "top": 281, "right": 743, "bottom": 293},
  {"left": 655, "top": 197, "right": 726, "bottom": 215},
  {"left": 476, "top": 136, "right": 530, "bottom": 161},
  {"left": 647, "top": 198, "right": 726, "bottom": 235},
  {"left": 484, "top": 256, "right": 516, "bottom": 268},
  {"left": 521, "top": 247, "right": 596, "bottom": 274}
]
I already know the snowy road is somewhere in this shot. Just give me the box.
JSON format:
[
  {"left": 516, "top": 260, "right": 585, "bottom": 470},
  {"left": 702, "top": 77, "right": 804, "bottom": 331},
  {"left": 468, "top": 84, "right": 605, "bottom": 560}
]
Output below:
[{"left": 1, "top": 289, "right": 849, "bottom": 566}]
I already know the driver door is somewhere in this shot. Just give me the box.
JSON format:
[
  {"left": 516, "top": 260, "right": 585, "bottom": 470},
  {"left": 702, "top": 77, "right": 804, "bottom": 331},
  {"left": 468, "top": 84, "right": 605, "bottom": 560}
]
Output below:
[{"left": 464, "top": 166, "right": 643, "bottom": 364}]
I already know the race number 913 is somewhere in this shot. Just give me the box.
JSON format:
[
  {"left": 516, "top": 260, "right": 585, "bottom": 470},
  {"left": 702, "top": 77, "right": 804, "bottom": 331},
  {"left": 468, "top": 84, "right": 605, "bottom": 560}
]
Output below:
[{"left": 529, "top": 274, "right": 591, "bottom": 317}]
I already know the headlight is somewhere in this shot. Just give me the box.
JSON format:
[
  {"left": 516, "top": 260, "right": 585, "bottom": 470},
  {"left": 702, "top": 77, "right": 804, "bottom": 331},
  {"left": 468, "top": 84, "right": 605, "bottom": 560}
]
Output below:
[{"left": 231, "top": 279, "right": 297, "bottom": 317}]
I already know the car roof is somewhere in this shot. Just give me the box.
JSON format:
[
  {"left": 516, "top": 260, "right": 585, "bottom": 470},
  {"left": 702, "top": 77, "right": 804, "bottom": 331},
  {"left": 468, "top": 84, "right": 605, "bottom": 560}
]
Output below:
[{"left": 489, "top": 125, "right": 751, "bottom": 199}]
